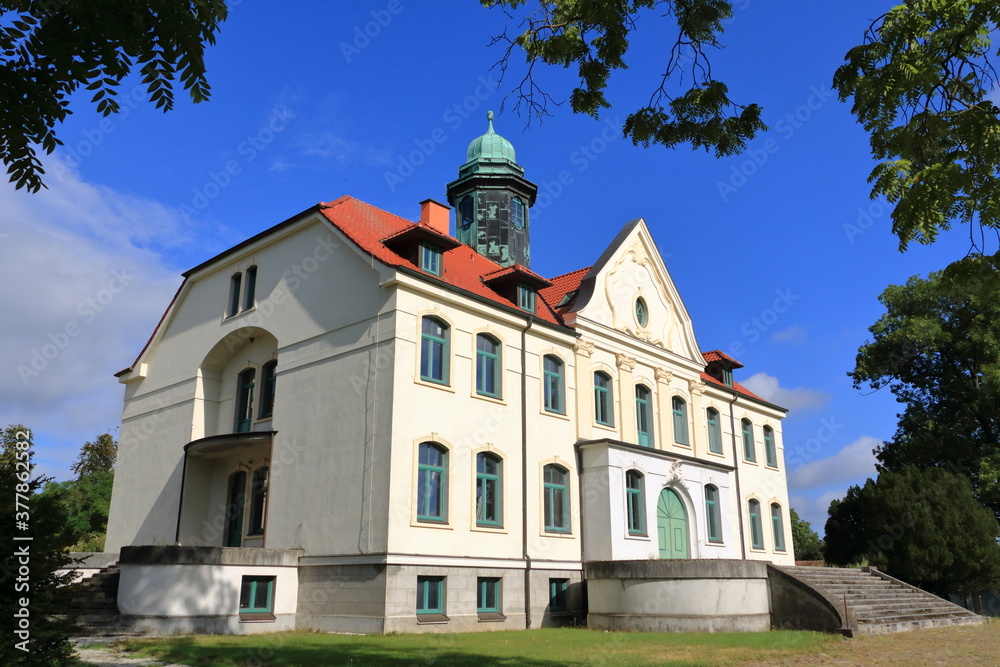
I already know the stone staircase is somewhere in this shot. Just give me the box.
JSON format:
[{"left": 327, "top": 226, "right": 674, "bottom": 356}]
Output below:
[
  {"left": 63, "top": 565, "right": 137, "bottom": 636},
  {"left": 773, "top": 565, "right": 984, "bottom": 635}
]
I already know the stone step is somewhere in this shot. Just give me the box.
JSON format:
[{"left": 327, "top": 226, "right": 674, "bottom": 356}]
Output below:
[
  {"left": 853, "top": 615, "right": 984, "bottom": 636},
  {"left": 853, "top": 608, "right": 979, "bottom": 623},
  {"left": 848, "top": 599, "right": 962, "bottom": 613}
]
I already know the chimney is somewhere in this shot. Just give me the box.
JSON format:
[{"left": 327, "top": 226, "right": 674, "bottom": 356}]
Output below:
[{"left": 419, "top": 198, "right": 451, "bottom": 236}]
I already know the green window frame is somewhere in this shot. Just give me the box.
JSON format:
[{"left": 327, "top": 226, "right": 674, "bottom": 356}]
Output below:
[
  {"left": 511, "top": 197, "right": 525, "bottom": 229},
  {"left": 707, "top": 408, "right": 723, "bottom": 454},
  {"left": 705, "top": 485, "right": 722, "bottom": 543},
  {"left": 749, "top": 499, "right": 763, "bottom": 550},
  {"left": 228, "top": 272, "right": 242, "bottom": 317},
  {"left": 771, "top": 503, "right": 786, "bottom": 552},
  {"left": 416, "top": 576, "right": 445, "bottom": 615},
  {"left": 549, "top": 578, "right": 569, "bottom": 612},
  {"left": 594, "top": 371, "right": 613, "bottom": 426},
  {"left": 672, "top": 397, "right": 689, "bottom": 445},
  {"left": 543, "top": 355, "right": 565, "bottom": 414},
  {"left": 417, "top": 443, "right": 447, "bottom": 522},
  {"left": 722, "top": 367, "right": 733, "bottom": 387},
  {"left": 234, "top": 368, "right": 256, "bottom": 432},
  {"left": 475, "top": 334, "right": 501, "bottom": 398},
  {"left": 543, "top": 464, "right": 570, "bottom": 533},
  {"left": 476, "top": 577, "right": 502, "bottom": 613},
  {"left": 242, "top": 265, "right": 257, "bottom": 311},
  {"left": 259, "top": 360, "right": 277, "bottom": 419},
  {"left": 476, "top": 452, "right": 502, "bottom": 527},
  {"left": 764, "top": 426, "right": 778, "bottom": 467},
  {"left": 247, "top": 466, "right": 268, "bottom": 536},
  {"left": 742, "top": 419, "right": 755, "bottom": 462},
  {"left": 420, "top": 243, "right": 442, "bottom": 276},
  {"left": 224, "top": 470, "right": 246, "bottom": 547},
  {"left": 635, "top": 384, "right": 653, "bottom": 447},
  {"left": 239, "top": 575, "right": 274, "bottom": 616},
  {"left": 626, "top": 470, "right": 646, "bottom": 535},
  {"left": 518, "top": 284, "right": 536, "bottom": 313},
  {"left": 420, "top": 316, "right": 449, "bottom": 385}
]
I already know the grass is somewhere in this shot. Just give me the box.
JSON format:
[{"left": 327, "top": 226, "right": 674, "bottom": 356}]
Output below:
[{"left": 108, "top": 628, "right": 832, "bottom": 667}]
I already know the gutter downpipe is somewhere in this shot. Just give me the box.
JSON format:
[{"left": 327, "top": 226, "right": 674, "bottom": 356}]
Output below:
[
  {"left": 521, "top": 315, "right": 533, "bottom": 629},
  {"left": 174, "top": 451, "right": 188, "bottom": 545},
  {"left": 728, "top": 391, "right": 747, "bottom": 560}
]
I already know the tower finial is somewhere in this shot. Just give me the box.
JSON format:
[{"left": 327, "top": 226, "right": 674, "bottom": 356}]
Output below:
[{"left": 487, "top": 110, "right": 494, "bottom": 133}]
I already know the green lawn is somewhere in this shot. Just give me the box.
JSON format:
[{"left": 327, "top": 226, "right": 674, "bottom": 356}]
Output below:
[{"left": 112, "top": 628, "right": 833, "bottom": 667}]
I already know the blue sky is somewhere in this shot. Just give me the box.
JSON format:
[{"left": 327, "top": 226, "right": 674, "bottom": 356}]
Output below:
[{"left": 0, "top": 1, "right": 978, "bottom": 533}]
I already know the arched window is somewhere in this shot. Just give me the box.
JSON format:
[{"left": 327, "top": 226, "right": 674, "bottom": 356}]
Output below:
[
  {"left": 259, "top": 360, "right": 277, "bottom": 419},
  {"left": 511, "top": 197, "right": 525, "bottom": 229},
  {"left": 771, "top": 503, "right": 786, "bottom": 552},
  {"left": 420, "top": 317, "right": 449, "bottom": 384},
  {"left": 625, "top": 470, "right": 646, "bottom": 535},
  {"left": 476, "top": 452, "right": 502, "bottom": 527},
  {"left": 672, "top": 397, "right": 689, "bottom": 445},
  {"left": 635, "top": 385, "right": 653, "bottom": 447},
  {"left": 234, "top": 368, "right": 256, "bottom": 432},
  {"left": 417, "top": 443, "right": 448, "bottom": 522},
  {"left": 243, "top": 265, "right": 257, "bottom": 311},
  {"left": 247, "top": 466, "right": 268, "bottom": 536},
  {"left": 543, "top": 355, "right": 565, "bottom": 414},
  {"left": 543, "top": 464, "right": 570, "bottom": 533},
  {"left": 764, "top": 426, "right": 777, "bottom": 467},
  {"left": 459, "top": 197, "right": 474, "bottom": 229},
  {"left": 707, "top": 408, "right": 723, "bottom": 454},
  {"left": 594, "top": 371, "right": 613, "bottom": 426},
  {"left": 742, "top": 419, "right": 755, "bottom": 462},
  {"left": 748, "top": 499, "right": 763, "bottom": 550},
  {"left": 705, "top": 485, "right": 722, "bottom": 543},
  {"left": 475, "top": 334, "right": 501, "bottom": 398}
]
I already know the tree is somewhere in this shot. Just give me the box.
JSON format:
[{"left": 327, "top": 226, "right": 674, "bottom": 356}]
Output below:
[
  {"left": 0, "top": 0, "right": 228, "bottom": 192},
  {"left": 481, "top": 1, "right": 1000, "bottom": 250},
  {"left": 850, "top": 252, "right": 1000, "bottom": 517},
  {"left": 70, "top": 433, "right": 117, "bottom": 478},
  {"left": 0, "top": 425, "right": 78, "bottom": 666},
  {"left": 40, "top": 433, "right": 117, "bottom": 552},
  {"left": 789, "top": 507, "right": 824, "bottom": 561},
  {"left": 824, "top": 467, "right": 1000, "bottom": 596}
]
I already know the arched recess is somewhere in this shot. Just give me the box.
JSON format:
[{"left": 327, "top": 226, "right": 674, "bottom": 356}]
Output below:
[
  {"left": 656, "top": 487, "right": 690, "bottom": 559},
  {"left": 196, "top": 326, "right": 279, "bottom": 439}
]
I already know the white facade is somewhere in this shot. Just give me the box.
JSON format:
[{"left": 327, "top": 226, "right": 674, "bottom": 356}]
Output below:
[{"left": 106, "top": 126, "right": 794, "bottom": 634}]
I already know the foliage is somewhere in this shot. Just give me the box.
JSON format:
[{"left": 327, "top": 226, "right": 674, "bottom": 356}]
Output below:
[
  {"left": 833, "top": 1, "right": 1000, "bottom": 250},
  {"left": 0, "top": 0, "right": 228, "bottom": 192},
  {"left": 0, "top": 426, "right": 78, "bottom": 666},
  {"left": 789, "top": 507, "right": 824, "bottom": 561},
  {"left": 851, "top": 252, "right": 1000, "bottom": 517},
  {"left": 479, "top": 0, "right": 765, "bottom": 157},
  {"left": 824, "top": 466, "right": 1000, "bottom": 596},
  {"left": 71, "top": 433, "right": 117, "bottom": 478}
]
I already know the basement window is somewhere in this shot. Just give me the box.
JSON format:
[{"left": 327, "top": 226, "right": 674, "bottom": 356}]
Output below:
[{"left": 239, "top": 576, "right": 275, "bottom": 621}]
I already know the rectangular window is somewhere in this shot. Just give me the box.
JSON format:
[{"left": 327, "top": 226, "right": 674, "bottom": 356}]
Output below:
[
  {"left": 477, "top": 577, "right": 502, "bottom": 614},
  {"left": 722, "top": 367, "right": 733, "bottom": 387},
  {"left": 594, "top": 372, "right": 613, "bottom": 426},
  {"left": 420, "top": 243, "right": 442, "bottom": 276},
  {"left": 543, "top": 465, "right": 570, "bottom": 533},
  {"left": 742, "top": 420, "right": 756, "bottom": 462},
  {"left": 707, "top": 408, "right": 723, "bottom": 454},
  {"left": 239, "top": 576, "right": 275, "bottom": 619},
  {"left": 549, "top": 578, "right": 569, "bottom": 612},
  {"left": 672, "top": 397, "right": 689, "bottom": 445},
  {"left": 476, "top": 453, "right": 502, "bottom": 527},
  {"left": 417, "top": 443, "right": 447, "bottom": 522},
  {"left": 635, "top": 385, "right": 653, "bottom": 447},
  {"left": 543, "top": 356, "right": 565, "bottom": 414},
  {"left": 416, "top": 576, "right": 445, "bottom": 616},
  {"left": 518, "top": 284, "right": 536, "bottom": 313},
  {"left": 626, "top": 471, "right": 645, "bottom": 535},
  {"left": 243, "top": 265, "right": 257, "bottom": 311}
]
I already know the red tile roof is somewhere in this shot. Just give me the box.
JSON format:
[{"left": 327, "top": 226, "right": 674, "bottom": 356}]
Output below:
[
  {"left": 539, "top": 266, "right": 590, "bottom": 315},
  {"left": 699, "top": 372, "right": 773, "bottom": 405},
  {"left": 318, "top": 196, "right": 566, "bottom": 326},
  {"left": 702, "top": 349, "right": 744, "bottom": 368}
]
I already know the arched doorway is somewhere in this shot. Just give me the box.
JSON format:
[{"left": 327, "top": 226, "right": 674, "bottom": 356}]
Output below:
[{"left": 657, "top": 488, "right": 689, "bottom": 559}]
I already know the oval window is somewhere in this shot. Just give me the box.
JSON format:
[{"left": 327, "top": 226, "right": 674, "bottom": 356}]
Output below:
[{"left": 635, "top": 297, "right": 648, "bottom": 327}]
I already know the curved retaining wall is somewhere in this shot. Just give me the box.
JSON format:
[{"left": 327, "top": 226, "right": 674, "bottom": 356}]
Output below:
[{"left": 584, "top": 559, "right": 770, "bottom": 633}]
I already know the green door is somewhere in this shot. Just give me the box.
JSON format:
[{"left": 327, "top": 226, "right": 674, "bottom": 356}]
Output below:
[
  {"left": 224, "top": 471, "right": 246, "bottom": 547},
  {"left": 657, "top": 488, "right": 689, "bottom": 559}
]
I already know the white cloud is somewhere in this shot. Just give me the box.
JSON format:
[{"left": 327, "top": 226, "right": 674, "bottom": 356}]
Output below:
[
  {"left": 788, "top": 435, "right": 879, "bottom": 490},
  {"left": 770, "top": 324, "right": 807, "bottom": 345},
  {"left": 742, "top": 372, "right": 830, "bottom": 412},
  {"left": 0, "top": 158, "right": 222, "bottom": 479}
]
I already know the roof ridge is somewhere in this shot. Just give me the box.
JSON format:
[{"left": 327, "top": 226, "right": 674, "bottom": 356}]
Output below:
[{"left": 549, "top": 266, "right": 591, "bottom": 281}]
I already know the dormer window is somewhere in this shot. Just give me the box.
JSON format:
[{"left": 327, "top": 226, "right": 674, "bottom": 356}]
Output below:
[
  {"left": 723, "top": 368, "right": 733, "bottom": 387},
  {"left": 518, "top": 284, "right": 536, "bottom": 312},
  {"left": 420, "top": 243, "right": 442, "bottom": 276}
]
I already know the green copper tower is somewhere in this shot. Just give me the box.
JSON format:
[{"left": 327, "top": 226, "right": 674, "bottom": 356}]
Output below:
[{"left": 447, "top": 111, "right": 538, "bottom": 267}]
